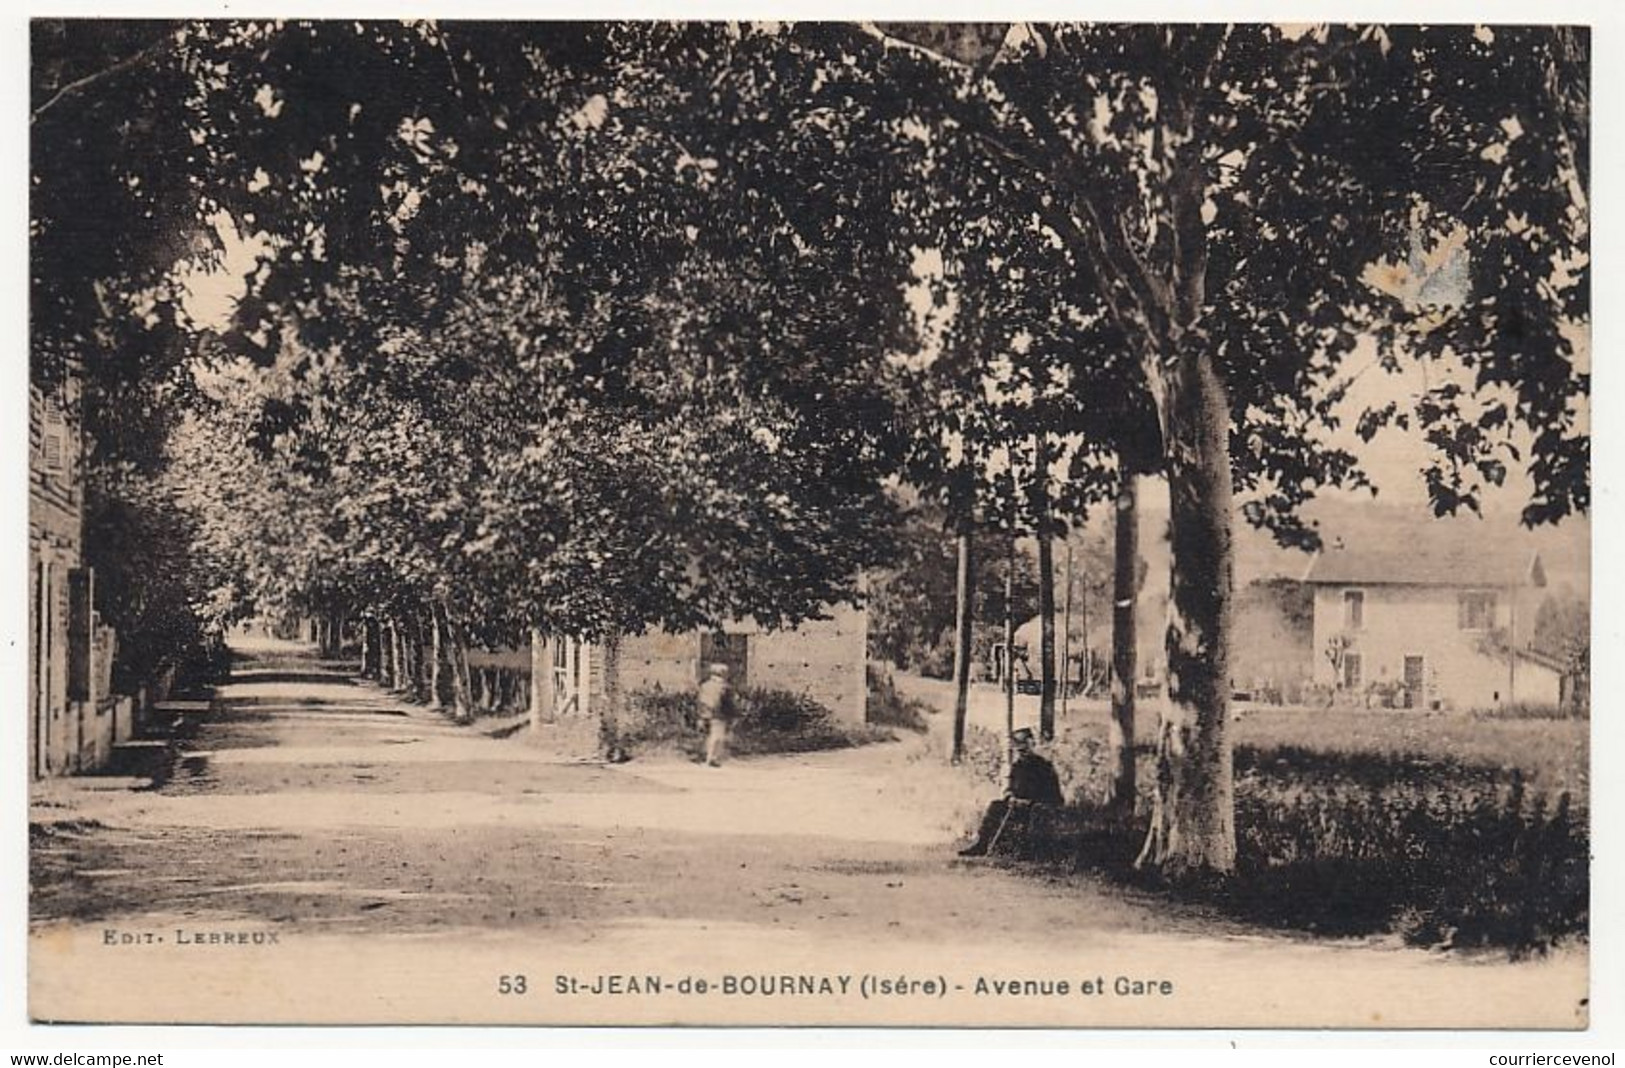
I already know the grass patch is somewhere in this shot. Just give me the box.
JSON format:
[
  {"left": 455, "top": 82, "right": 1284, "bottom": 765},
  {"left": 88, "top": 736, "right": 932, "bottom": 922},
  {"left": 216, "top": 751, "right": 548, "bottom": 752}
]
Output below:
[
  {"left": 1470, "top": 700, "right": 1587, "bottom": 721},
  {"left": 1231, "top": 712, "right": 1589, "bottom": 804},
  {"left": 891, "top": 674, "right": 1588, "bottom": 797}
]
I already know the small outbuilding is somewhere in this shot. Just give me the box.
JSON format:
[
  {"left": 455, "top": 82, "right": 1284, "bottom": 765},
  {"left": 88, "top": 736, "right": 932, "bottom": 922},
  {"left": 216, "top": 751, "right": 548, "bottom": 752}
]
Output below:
[{"left": 532, "top": 600, "right": 869, "bottom": 727}]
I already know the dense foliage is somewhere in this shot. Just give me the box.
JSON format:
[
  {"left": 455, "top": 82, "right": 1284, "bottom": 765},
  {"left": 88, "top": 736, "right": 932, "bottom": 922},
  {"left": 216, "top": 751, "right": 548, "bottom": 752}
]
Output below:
[{"left": 32, "top": 20, "right": 1588, "bottom": 877}]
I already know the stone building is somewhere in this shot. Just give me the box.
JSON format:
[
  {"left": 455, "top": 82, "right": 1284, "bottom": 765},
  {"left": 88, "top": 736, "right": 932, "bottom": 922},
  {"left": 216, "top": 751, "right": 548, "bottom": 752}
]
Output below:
[
  {"left": 531, "top": 600, "right": 870, "bottom": 729},
  {"left": 29, "top": 381, "right": 123, "bottom": 777}
]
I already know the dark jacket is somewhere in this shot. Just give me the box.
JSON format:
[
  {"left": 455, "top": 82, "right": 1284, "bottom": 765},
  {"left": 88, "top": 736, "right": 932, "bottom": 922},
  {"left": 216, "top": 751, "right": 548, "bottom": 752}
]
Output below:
[{"left": 1007, "top": 752, "right": 1065, "bottom": 805}]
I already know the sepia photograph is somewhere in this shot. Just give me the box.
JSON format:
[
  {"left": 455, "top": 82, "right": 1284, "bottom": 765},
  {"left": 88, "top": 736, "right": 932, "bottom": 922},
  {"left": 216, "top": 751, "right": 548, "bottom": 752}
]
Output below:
[{"left": 25, "top": 16, "right": 1592, "bottom": 1030}]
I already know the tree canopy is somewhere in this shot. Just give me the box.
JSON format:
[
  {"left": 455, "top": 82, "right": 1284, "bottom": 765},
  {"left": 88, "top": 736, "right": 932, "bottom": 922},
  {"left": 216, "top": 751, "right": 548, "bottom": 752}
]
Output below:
[{"left": 32, "top": 19, "right": 1589, "bottom": 872}]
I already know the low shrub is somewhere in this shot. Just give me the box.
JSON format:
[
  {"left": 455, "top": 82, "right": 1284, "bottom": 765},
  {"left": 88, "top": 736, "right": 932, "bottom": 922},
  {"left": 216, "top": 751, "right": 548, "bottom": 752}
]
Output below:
[
  {"left": 913, "top": 635, "right": 956, "bottom": 680},
  {"left": 960, "top": 724, "right": 1009, "bottom": 788},
  {"left": 1228, "top": 770, "right": 1587, "bottom": 952},
  {"left": 616, "top": 689, "right": 703, "bottom": 753},
  {"left": 973, "top": 738, "right": 1589, "bottom": 957},
  {"left": 732, "top": 688, "right": 886, "bottom": 755},
  {"left": 611, "top": 685, "right": 889, "bottom": 759},
  {"left": 866, "top": 666, "right": 933, "bottom": 733}
]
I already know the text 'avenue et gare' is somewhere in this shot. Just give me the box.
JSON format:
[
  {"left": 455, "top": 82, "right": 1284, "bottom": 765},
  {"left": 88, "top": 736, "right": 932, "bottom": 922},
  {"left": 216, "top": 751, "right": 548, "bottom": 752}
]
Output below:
[{"left": 552, "top": 974, "right": 1176, "bottom": 998}]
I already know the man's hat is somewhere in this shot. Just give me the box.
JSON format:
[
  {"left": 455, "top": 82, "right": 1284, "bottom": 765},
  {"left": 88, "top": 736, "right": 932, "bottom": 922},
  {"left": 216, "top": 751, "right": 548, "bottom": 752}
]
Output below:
[
  {"left": 1011, "top": 727, "right": 1036, "bottom": 744},
  {"left": 706, "top": 662, "right": 730, "bottom": 677}
]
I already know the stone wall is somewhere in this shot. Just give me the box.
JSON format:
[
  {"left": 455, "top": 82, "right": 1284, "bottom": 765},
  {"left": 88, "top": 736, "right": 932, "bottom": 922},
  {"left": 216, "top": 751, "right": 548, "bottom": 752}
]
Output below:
[
  {"left": 748, "top": 602, "right": 869, "bottom": 724},
  {"left": 536, "top": 596, "right": 872, "bottom": 731},
  {"left": 621, "top": 630, "right": 704, "bottom": 693}
]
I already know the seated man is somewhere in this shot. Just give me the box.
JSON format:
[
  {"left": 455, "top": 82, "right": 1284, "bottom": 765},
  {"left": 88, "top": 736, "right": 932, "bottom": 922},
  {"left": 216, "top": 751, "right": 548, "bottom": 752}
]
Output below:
[{"left": 958, "top": 728, "right": 1065, "bottom": 857}]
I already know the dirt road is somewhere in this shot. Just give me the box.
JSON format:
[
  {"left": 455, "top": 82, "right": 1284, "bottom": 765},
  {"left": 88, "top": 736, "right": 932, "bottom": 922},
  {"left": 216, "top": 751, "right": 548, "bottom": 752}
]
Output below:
[{"left": 29, "top": 640, "right": 1586, "bottom": 1028}]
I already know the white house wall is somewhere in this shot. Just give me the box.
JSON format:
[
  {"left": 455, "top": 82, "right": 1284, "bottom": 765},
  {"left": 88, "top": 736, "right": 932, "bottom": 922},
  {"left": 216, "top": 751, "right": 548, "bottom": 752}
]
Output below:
[
  {"left": 1311, "top": 583, "right": 1537, "bottom": 710},
  {"left": 1511, "top": 659, "right": 1564, "bottom": 706}
]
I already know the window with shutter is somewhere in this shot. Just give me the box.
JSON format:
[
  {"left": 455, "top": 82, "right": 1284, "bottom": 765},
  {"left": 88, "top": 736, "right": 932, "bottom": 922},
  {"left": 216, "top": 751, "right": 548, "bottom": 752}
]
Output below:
[
  {"left": 1458, "top": 591, "right": 1496, "bottom": 630},
  {"left": 1343, "top": 589, "right": 1364, "bottom": 630},
  {"left": 43, "top": 431, "right": 64, "bottom": 472}
]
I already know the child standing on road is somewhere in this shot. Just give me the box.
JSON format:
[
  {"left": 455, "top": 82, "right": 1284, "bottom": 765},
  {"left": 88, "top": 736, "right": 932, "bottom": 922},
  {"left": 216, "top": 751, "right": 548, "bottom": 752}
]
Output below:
[{"left": 698, "top": 663, "right": 736, "bottom": 767}]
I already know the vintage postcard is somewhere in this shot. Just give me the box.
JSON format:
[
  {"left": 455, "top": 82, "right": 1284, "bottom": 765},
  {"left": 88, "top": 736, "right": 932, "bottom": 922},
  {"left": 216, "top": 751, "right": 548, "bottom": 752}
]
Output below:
[{"left": 26, "top": 18, "right": 1590, "bottom": 1028}]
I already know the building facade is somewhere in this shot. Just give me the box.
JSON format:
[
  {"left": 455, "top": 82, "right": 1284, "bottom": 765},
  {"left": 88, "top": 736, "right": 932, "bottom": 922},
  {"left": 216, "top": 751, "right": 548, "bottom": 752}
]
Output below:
[
  {"left": 531, "top": 600, "right": 870, "bottom": 729},
  {"left": 29, "top": 381, "right": 123, "bottom": 778},
  {"left": 1304, "top": 538, "right": 1558, "bottom": 710}
]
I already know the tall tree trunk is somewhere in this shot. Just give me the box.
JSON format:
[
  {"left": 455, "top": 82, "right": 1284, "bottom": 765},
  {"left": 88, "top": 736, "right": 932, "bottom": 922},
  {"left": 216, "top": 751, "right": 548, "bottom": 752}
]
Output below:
[
  {"left": 386, "top": 617, "right": 403, "bottom": 692},
  {"left": 1004, "top": 533, "right": 1016, "bottom": 749},
  {"left": 1137, "top": 344, "right": 1237, "bottom": 876},
  {"left": 1061, "top": 540, "right": 1073, "bottom": 721},
  {"left": 421, "top": 616, "right": 438, "bottom": 704},
  {"left": 326, "top": 609, "right": 345, "bottom": 658},
  {"left": 529, "top": 628, "right": 548, "bottom": 731},
  {"left": 1109, "top": 469, "right": 1139, "bottom": 816},
  {"left": 600, "top": 632, "right": 623, "bottom": 758},
  {"left": 400, "top": 616, "right": 419, "bottom": 701},
  {"left": 1037, "top": 532, "right": 1056, "bottom": 740},
  {"left": 445, "top": 616, "right": 474, "bottom": 723},
  {"left": 413, "top": 616, "right": 431, "bottom": 702},
  {"left": 950, "top": 518, "right": 975, "bottom": 764},
  {"left": 427, "top": 606, "right": 446, "bottom": 712},
  {"left": 1080, "top": 551, "right": 1091, "bottom": 696},
  {"left": 388, "top": 620, "right": 405, "bottom": 692},
  {"left": 1037, "top": 547, "right": 1057, "bottom": 744},
  {"left": 393, "top": 619, "right": 409, "bottom": 692},
  {"left": 418, "top": 616, "right": 436, "bottom": 705},
  {"left": 1034, "top": 432, "right": 1057, "bottom": 740},
  {"left": 456, "top": 629, "right": 475, "bottom": 721},
  {"left": 398, "top": 619, "right": 412, "bottom": 694}
]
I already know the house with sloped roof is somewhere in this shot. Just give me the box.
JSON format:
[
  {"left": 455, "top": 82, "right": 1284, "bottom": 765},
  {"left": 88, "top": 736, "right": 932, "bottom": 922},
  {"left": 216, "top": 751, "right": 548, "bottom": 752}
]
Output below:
[{"left": 1302, "top": 534, "right": 1561, "bottom": 710}]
